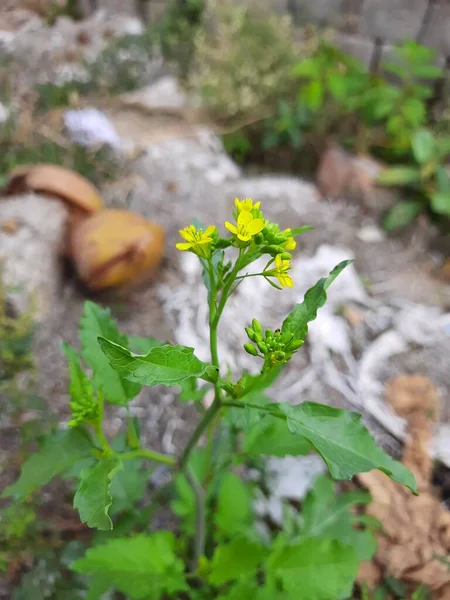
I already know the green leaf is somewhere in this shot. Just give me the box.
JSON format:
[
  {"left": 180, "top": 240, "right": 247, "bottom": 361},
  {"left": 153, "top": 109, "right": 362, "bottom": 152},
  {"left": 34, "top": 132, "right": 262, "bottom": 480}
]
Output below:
[
  {"left": 302, "top": 475, "right": 376, "bottom": 561},
  {"left": 79, "top": 301, "right": 141, "bottom": 405},
  {"left": 276, "top": 403, "right": 417, "bottom": 493},
  {"left": 85, "top": 575, "right": 112, "bottom": 600},
  {"left": 281, "top": 261, "right": 352, "bottom": 342},
  {"left": 290, "top": 226, "right": 314, "bottom": 237},
  {"left": 292, "top": 58, "right": 319, "bottom": 78},
  {"left": 412, "top": 129, "right": 435, "bottom": 164},
  {"left": 376, "top": 166, "right": 421, "bottom": 186},
  {"left": 2, "top": 429, "right": 93, "bottom": 499},
  {"left": 301, "top": 80, "right": 323, "bottom": 110},
  {"left": 268, "top": 537, "right": 359, "bottom": 600},
  {"left": 383, "top": 201, "right": 423, "bottom": 231},
  {"left": 436, "top": 165, "right": 450, "bottom": 194},
  {"left": 209, "top": 537, "right": 268, "bottom": 585},
  {"left": 63, "top": 342, "right": 95, "bottom": 408},
  {"left": 215, "top": 473, "right": 253, "bottom": 537},
  {"left": 110, "top": 459, "right": 148, "bottom": 514},
  {"left": 98, "top": 338, "right": 213, "bottom": 387},
  {"left": 178, "top": 377, "right": 208, "bottom": 403},
  {"left": 244, "top": 415, "right": 311, "bottom": 458},
  {"left": 430, "top": 192, "right": 450, "bottom": 215},
  {"left": 71, "top": 532, "right": 187, "bottom": 599},
  {"left": 73, "top": 456, "right": 122, "bottom": 530}
]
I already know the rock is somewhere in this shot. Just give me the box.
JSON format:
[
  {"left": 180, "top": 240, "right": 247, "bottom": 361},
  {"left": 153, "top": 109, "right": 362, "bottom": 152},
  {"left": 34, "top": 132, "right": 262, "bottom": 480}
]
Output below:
[
  {"left": 0, "top": 102, "right": 9, "bottom": 124},
  {"left": 0, "top": 194, "right": 68, "bottom": 320},
  {"left": 357, "top": 224, "right": 386, "bottom": 243},
  {"left": 316, "top": 145, "right": 400, "bottom": 215},
  {"left": 121, "top": 75, "right": 188, "bottom": 112}
]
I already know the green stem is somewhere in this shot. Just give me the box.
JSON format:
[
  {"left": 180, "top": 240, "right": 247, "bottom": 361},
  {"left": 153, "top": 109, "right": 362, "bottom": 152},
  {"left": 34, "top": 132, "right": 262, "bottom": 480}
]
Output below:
[
  {"left": 120, "top": 448, "right": 176, "bottom": 466},
  {"left": 213, "top": 250, "right": 243, "bottom": 328},
  {"left": 126, "top": 407, "right": 140, "bottom": 449},
  {"left": 94, "top": 392, "right": 112, "bottom": 453},
  {"left": 179, "top": 398, "right": 222, "bottom": 469},
  {"left": 185, "top": 465, "right": 206, "bottom": 568}
]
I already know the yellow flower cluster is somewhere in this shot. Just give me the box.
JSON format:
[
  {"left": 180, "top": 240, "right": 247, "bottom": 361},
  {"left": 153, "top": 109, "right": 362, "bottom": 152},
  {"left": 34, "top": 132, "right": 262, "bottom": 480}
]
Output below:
[{"left": 176, "top": 198, "right": 296, "bottom": 288}]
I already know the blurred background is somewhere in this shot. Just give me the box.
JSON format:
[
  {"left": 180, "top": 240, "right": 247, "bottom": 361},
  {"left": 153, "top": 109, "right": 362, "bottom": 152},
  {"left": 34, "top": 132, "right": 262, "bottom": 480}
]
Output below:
[{"left": 0, "top": 0, "right": 449, "bottom": 598}]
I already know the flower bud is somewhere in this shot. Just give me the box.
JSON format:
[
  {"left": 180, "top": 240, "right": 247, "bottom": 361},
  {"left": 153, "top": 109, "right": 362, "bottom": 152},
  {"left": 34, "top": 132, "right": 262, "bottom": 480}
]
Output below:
[
  {"left": 287, "top": 339, "right": 304, "bottom": 351},
  {"left": 244, "top": 343, "right": 259, "bottom": 356},
  {"left": 256, "top": 340, "right": 268, "bottom": 354},
  {"left": 274, "top": 350, "right": 286, "bottom": 362},
  {"left": 266, "top": 245, "right": 286, "bottom": 256},
  {"left": 252, "top": 318, "right": 263, "bottom": 336},
  {"left": 265, "top": 329, "right": 274, "bottom": 339},
  {"left": 272, "top": 234, "right": 287, "bottom": 245},
  {"left": 280, "top": 252, "right": 292, "bottom": 260},
  {"left": 245, "top": 327, "right": 256, "bottom": 341},
  {"left": 254, "top": 233, "right": 264, "bottom": 244},
  {"left": 281, "top": 331, "right": 294, "bottom": 344}
]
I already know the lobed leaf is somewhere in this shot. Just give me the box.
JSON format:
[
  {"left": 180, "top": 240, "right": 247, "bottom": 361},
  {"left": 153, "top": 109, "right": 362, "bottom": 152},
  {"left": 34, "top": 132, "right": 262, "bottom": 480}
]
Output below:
[
  {"left": 79, "top": 301, "right": 141, "bottom": 405},
  {"left": 71, "top": 532, "right": 188, "bottom": 599},
  {"left": 209, "top": 537, "right": 268, "bottom": 586},
  {"left": 275, "top": 402, "right": 417, "bottom": 493},
  {"left": 73, "top": 456, "right": 122, "bottom": 530},
  {"left": 267, "top": 537, "right": 359, "bottom": 600},
  {"left": 2, "top": 429, "right": 93, "bottom": 499},
  {"left": 98, "top": 338, "right": 213, "bottom": 388},
  {"left": 376, "top": 166, "right": 421, "bottom": 186},
  {"left": 281, "top": 261, "right": 352, "bottom": 342},
  {"left": 244, "top": 415, "right": 311, "bottom": 458}
]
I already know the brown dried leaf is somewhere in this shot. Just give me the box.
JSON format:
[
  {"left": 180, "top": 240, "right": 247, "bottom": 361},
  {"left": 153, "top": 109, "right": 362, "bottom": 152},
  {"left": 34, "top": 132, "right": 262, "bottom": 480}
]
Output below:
[{"left": 358, "top": 375, "right": 450, "bottom": 593}]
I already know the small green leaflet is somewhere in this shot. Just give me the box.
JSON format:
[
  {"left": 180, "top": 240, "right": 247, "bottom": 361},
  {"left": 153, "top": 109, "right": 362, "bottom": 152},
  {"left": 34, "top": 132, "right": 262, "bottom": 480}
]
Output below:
[
  {"left": 109, "top": 458, "right": 148, "bottom": 515},
  {"left": 209, "top": 537, "right": 268, "bottom": 586},
  {"left": 79, "top": 301, "right": 141, "bottom": 405},
  {"left": 301, "top": 475, "right": 376, "bottom": 561},
  {"left": 98, "top": 338, "right": 213, "bottom": 387},
  {"left": 63, "top": 342, "right": 97, "bottom": 427},
  {"left": 215, "top": 473, "right": 253, "bottom": 537},
  {"left": 276, "top": 403, "right": 417, "bottom": 493},
  {"left": 267, "top": 537, "right": 359, "bottom": 600},
  {"left": 2, "top": 429, "right": 93, "bottom": 499},
  {"left": 71, "top": 532, "right": 187, "bottom": 599},
  {"left": 128, "top": 336, "right": 163, "bottom": 354},
  {"left": 244, "top": 415, "right": 311, "bottom": 458},
  {"left": 281, "top": 261, "right": 352, "bottom": 341},
  {"left": 73, "top": 456, "right": 122, "bottom": 530}
]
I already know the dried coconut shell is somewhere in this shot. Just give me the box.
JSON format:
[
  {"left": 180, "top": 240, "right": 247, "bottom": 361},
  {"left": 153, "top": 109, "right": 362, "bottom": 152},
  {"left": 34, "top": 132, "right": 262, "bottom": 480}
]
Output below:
[{"left": 70, "top": 209, "right": 165, "bottom": 290}]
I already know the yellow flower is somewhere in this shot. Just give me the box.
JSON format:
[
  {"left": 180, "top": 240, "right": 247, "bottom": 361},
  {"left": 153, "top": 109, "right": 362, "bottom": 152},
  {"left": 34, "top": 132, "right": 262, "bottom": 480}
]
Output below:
[
  {"left": 265, "top": 254, "right": 294, "bottom": 288},
  {"left": 283, "top": 237, "right": 297, "bottom": 251},
  {"left": 176, "top": 224, "right": 216, "bottom": 258},
  {"left": 225, "top": 210, "right": 265, "bottom": 242},
  {"left": 234, "top": 197, "right": 261, "bottom": 215}
]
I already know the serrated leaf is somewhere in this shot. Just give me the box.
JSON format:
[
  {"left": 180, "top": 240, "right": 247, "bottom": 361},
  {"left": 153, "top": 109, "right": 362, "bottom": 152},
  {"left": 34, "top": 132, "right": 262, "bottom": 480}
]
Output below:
[
  {"left": 281, "top": 261, "right": 352, "bottom": 342},
  {"left": 63, "top": 342, "right": 95, "bottom": 407},
  {"left": 79, "top": 301, "right": 141, "bottom": 405},
  {"left": 276, "top": 403, "right": 417, "bottom": 493},
  {"left": 383, "top": 201, "right": 423, "bottom": 231},
  {"left": 98, "top": 338, "right": 213, "bottom": 387},
  {"left": 73, "top": 456, "right": 122, "bottom": 530},
  {"left": 215, "top": 473, "right": 253, "bottom": 537},
  {"left": 2, "top": 429, "right": 93, "bottom": 499},
  {"left": 71, "top": 532, "right": 187, "bottom": 599},
  {"left": 268, "top": 537, "right": 359, "bottom": 600},
  {"left": 376, "top": 166, "right": 421, "bottom": 186},
  {"left": 209, "top": 537, "right": 268, "bottom": 585},
  {"left": 244, "top": 415, "right": 311, "bottom": 458},
  {"left": 290, "top": 226, "right": 314, "bottom": 236},
  {"left": 302, "top": 475, "right": 376, "bottom": 561},
  {"left": 411, "top": 129, "right": 435, "bottom": 163}
]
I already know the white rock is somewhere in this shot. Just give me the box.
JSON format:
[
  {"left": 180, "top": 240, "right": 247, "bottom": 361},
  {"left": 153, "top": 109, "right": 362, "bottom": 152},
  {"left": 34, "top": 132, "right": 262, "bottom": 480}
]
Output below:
[
  {"left": 122, "top": 75, "right": 188, "bottom": 111},
  {"left": 0, "top": 102, "right": 9, "bottom": 124},
  {"left": 357, "top": 224, "right": 386, "bottom": 243}
]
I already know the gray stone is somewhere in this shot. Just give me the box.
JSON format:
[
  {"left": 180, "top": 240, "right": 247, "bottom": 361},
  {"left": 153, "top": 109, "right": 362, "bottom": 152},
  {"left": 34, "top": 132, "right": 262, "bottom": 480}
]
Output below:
[
  {"left": 420, "top": 3, "right": 450, "bottom": 56},
  {"left": 0, "top": 194, "right": 68, "bottom": 320},
  {"left": 361, "top": 0, "right": 427, "bottom": 43},
  {"left": 121, "top": 76, "right": 188, "bottom": 112},
  {"left": 333, "top": 32, "right": 374, "bottom": 68},
  {"left": 287, "top": 0, "right": 345, "bottom": 26}
]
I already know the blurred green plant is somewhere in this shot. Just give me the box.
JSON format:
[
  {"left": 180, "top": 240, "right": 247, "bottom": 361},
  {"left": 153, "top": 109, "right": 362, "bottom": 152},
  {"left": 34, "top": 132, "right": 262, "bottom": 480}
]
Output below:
[{"left": 377, "top": 128, "right": 450, "bottom": 229}]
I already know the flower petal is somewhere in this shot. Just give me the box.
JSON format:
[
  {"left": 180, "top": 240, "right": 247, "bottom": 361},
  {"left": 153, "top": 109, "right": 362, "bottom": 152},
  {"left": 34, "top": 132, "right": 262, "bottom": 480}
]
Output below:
[
  {"left": 275, "top": 254, "right": 283, "bottom": 269},
  {"left": 179, "top": 228, "right": 192, "bottom": 241},
  {"left": 225, "top": 221, "right": 238, "bottom": 235},
  {"left": 176, "top": 242, "right": 192, "bottom": 251},
  {"left": 248, "top": 218, "right": 264, "bottom": 235},
  {"left": 237, "top": 232, "right": 252, "bottom": 242},
  {"left": 204, "top": 225, "right": 216, "bottom": 237},
  {"left": 237, "top": 210, "right": 254, "bottom": 226}
]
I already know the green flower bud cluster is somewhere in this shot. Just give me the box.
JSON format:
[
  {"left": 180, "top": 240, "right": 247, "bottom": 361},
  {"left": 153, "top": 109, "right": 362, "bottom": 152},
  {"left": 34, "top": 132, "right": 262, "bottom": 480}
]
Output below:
[
  {"left": 244, "top": 319, "right": 304, "bottom": 370},
  {"left": 260, "top": 223, "right": 296, "bottom": 258},
  {"left": 68, "top": 393, "right": 100, "bottom": 428}
]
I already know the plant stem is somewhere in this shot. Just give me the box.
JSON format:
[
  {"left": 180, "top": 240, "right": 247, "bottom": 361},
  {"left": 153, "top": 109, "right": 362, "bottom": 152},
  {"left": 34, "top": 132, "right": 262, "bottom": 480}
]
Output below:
[
  {"left": 120, "top": 448, "right": 176, "bottom": 466},
  {"left": 179, "top": 397, "right": 222, "bottom": 469},
  {"left": 213, "top": 250, "right": 243, "bottom": 328},
  {"left": 94, "top": 392, "right": 112, "bottom": 453},
  {"left": 185, "top": 465, "right": 206, "bottom": 568}
]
